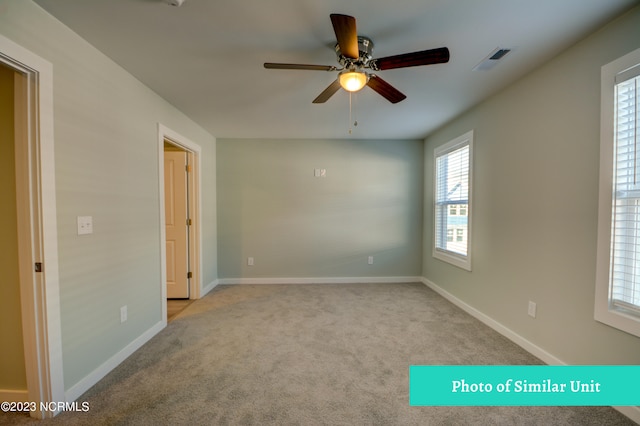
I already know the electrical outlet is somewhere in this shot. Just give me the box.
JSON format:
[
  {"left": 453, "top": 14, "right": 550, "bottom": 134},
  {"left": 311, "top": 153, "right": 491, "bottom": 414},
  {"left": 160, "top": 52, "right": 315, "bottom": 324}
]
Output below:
[
  {"left": 368, "top": 256, "right": 374, "bottom": 265},
  {"left": 120, "top": 305, "right": 127, "bottom": 323},
  {"left": 248, "top": 257, "right": 254, "bottom": 266},
  {"left": 314, "top": 168, "right": 327, "bottom": 178},
  {"left": 528, "top": 301, "right": 537, "bottom": 318}
]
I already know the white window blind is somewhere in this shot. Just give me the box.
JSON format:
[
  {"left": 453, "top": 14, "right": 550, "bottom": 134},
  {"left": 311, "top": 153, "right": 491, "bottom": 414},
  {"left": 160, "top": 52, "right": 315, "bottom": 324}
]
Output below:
[
  {"left": 433, "top": 131, "right": 473, "bottom": 270},
  {"left": 610, "top": 72, "right": 640, "bottom": 314},
  {"left": 596, "top": 49, "right": 640, "bottom": 337}
]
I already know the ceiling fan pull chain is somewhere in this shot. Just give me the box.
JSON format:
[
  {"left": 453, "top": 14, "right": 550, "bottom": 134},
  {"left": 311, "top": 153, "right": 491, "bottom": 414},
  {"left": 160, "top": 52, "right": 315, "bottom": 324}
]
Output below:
[
  {"left": 348, "top": 92, "right": 359, "bottom": 135},
  {"left": 349, "top": 92, "right": 353, "bottom": 134},
  {"left": 353, "top": 92, "right": 358, "bottom": 127}
]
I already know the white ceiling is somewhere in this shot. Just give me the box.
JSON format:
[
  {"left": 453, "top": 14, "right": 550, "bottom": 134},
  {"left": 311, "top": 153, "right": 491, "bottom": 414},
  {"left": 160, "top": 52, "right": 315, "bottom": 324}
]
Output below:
[{"left": 34, "top": 0, "right": 638, "bottom": 140}]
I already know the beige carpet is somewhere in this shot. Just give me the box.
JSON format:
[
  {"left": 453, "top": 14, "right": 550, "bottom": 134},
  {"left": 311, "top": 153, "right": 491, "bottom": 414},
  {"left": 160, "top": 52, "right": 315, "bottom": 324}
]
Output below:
[{"left": 1, "top": 283, "right": 635, "bottom": 425}]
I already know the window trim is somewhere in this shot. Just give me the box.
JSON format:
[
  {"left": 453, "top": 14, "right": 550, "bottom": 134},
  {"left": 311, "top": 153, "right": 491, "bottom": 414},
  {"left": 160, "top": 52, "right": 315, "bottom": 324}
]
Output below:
[
  {"left": 433, "top": 130, "right": 474, "bottom": 271},
  {"left": 595, "top": 47, "right": 640, "bottom": 338}
]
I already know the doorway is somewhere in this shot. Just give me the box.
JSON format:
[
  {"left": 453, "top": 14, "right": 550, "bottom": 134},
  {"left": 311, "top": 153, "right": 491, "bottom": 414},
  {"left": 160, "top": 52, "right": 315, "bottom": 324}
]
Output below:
[
  {"left": 0, "top": 61, "right": 27, "bottom": 401},
  {"left": 164, "top": 144, "right": 190, "bottom": 299},
  {"left": 0, "top": 34, "right": 64, "bottom": 418},
  {"left": 164, "top": 142, "right": 194, "bottom": 321},
  {"left": 158, "top": 124, "right": 202, "bottom": 323}
]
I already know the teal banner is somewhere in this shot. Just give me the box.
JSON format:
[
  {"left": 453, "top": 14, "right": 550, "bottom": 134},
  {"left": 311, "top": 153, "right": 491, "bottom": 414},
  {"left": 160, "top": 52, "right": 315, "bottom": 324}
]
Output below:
[{"left": 409, "top": 365, "right": 640, "bottom": 406}]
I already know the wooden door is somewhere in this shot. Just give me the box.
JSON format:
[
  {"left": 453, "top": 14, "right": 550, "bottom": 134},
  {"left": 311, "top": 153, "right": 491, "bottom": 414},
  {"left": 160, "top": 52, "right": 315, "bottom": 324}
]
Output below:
[
  {"left": 0, "top": 61, "right": 27, "bottom": 394},
  {"left": 164, "top": 150, "right": 189, "bottom": 298}
]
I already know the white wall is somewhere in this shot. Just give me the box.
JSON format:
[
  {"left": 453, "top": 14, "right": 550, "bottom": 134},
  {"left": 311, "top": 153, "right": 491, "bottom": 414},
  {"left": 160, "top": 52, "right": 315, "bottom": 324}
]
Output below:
[
  {"left": 217, "top": 138, "right": 423, "bottom": 280},
  {"left": 423, "top": 5, "right": 640, "bottom": 365},
  {"left": 0, "top": 0, "right": 217, "bottom": 391}
]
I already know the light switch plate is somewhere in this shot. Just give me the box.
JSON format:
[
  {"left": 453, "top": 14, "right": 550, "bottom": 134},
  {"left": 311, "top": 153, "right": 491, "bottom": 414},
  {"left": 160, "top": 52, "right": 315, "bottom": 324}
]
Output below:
[{"left": 77, "top": 216, "right": 93, "bottom": 235}]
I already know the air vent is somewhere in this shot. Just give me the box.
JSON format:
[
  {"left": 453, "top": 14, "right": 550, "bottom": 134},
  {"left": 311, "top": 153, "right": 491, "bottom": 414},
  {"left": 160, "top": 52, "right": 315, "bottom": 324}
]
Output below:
[
  {"left": 473, "top": 47, "right": 513, "bottom": 71},
  {"left": 489, "top": 49, "right": 511, "bottom": 60}
]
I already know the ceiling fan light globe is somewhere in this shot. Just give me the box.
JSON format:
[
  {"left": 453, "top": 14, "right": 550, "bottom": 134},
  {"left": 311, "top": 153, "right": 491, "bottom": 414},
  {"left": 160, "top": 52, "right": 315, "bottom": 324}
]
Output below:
[{"left": 339, "top": 71, "right": 368, "bottom": 92}]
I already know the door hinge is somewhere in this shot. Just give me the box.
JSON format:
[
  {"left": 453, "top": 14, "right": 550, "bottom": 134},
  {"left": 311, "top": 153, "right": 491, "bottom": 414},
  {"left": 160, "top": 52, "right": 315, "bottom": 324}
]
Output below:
[
  {"left": 186, "top": 164, "right": 191, "bottom": 173},
  {"left": 187, "top": 271, "right": 192, "bottom": 279},
  {"left": 187, "top": 218, "right": 192, "bottom": 226},
  {"left": 35, "top": 262, "right": 43, "bottom": 273}
]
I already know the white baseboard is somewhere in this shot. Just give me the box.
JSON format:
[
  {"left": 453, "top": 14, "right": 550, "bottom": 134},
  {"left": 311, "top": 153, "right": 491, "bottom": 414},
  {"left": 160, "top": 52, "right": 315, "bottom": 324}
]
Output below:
[
  {"left": 65, "top": 321, "right": 165, "bottom": 402},
  {"left": 217, "top": 276, "right": 422, "bottom": 285},
  {"left": 421, "top": 277, "right": 564, "bottom": 365},
  {"left": 421, "top": 277, "right": 640, "bottom": 424},
  {"left": 613, "top": 406, "right": 640, "bottom": 424},
  {"left": 200, "top": 279, "right": 219, "bottom": 296},
  {"left": 0, "top": 388, "right": 28, "bottom": 402}
]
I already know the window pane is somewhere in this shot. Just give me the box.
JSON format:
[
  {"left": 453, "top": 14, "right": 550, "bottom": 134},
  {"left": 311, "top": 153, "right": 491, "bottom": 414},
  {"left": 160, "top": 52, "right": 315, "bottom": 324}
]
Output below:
[
  {"left": 435, "top": 144, "right": 469, "bottom": 256},
  {"left": 611, "top": 75, "right": 640, "bottom": 310}
]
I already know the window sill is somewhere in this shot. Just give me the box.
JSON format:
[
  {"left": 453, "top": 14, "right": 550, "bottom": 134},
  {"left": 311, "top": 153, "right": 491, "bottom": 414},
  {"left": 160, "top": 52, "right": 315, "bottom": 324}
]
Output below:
[
  {"left": 595, "top": 305, "right": 640, "bottom": 339},
  {"left": 433, "top": 248, "right": 471, "bottom": 271}
]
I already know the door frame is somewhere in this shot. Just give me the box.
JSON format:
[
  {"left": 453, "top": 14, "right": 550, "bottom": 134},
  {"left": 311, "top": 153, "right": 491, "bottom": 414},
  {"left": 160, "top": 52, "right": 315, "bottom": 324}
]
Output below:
[
  {"left": 0, "top": 34, "right": 65, "bottom": 418},
  {"left": 158, "top": 124, "right": 202, "bottom": 321}
]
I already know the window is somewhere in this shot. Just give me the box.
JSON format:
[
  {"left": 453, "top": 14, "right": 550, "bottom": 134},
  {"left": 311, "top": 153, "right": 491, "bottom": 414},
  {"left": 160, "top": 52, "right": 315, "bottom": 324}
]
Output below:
[
  {"left": 595, "top": 48, "right": 640, "bottom": 338},
  {"left": 433, "top": 131, "right": 473, "bottom": 271}
]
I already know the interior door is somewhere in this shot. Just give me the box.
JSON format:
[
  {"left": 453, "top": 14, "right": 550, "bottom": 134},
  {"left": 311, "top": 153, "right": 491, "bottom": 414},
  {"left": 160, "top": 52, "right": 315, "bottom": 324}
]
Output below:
[
  {"left": 164, "top": 150, "right": 190, "bottom": 299},
  {"left": 0, "top": 61, "right": 28, "bottom": 394}
]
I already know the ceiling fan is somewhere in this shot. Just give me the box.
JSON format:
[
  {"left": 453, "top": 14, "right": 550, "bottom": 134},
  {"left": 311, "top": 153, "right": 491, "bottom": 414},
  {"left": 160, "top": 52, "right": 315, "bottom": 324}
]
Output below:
[{"left": 264, "top": 14, "right": 450, "bottom": 104}]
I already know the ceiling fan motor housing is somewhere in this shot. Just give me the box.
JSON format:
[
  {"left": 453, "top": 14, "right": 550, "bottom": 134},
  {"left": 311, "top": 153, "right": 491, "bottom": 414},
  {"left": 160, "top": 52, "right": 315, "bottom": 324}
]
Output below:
[{"left": 335, "top": 36, "right": 374, "bottom": 70}]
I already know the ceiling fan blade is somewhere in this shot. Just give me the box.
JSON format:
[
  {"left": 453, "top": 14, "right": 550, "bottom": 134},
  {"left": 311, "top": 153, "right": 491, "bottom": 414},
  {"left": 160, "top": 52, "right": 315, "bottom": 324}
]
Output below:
[
  {"left": 313, "top": 79, "right": 342, "bottom": 104},
  {"left": 264, "top": 63, "right": 337, "bottom": 71},
  {"left": 330, "top": 14, "right": 359, "bottom": 59},
  {"left": 373, "top": 47, "right": 450, "bottom": 70},
  {"left": 366, "top": 74, "right": 407, "bottom": 103}
]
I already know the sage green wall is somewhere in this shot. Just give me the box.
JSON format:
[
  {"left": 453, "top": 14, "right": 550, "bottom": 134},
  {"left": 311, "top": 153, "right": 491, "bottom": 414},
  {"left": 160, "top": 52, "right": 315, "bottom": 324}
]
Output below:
[
  {"left": 217, "top": 139, "right": 423, "bottom": 279},
  {"left": 423, "top": 6, "right": 640, "bottom": 364},
  {"left": 0, "top": 63, "right": 27, "bottom": 390},
  {"left": 0, "top": 0, "right": 217, "bottom": 390}
]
